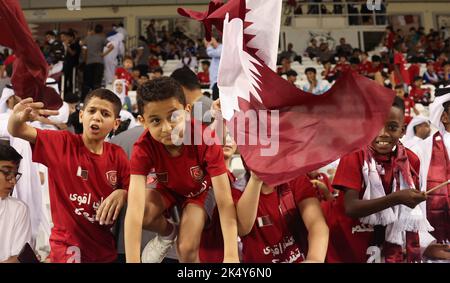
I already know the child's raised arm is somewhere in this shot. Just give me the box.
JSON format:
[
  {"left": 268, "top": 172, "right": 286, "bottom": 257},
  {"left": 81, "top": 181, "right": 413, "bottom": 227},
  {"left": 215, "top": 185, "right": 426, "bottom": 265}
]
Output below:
[
  {"left": 211, "top": 173, "right": 240, "bottom": 263},
  {"left": 8, "top": 98, "right": 59, "bottom": 144},
  {"left": 236, "top": 172, "right": 263, "bottom": 237},
  {"left": 124, "top": 174, "right": 147, "bottom": 263},
  {"left": 298, "top": 197, "right": 329, "bottom": 263}
]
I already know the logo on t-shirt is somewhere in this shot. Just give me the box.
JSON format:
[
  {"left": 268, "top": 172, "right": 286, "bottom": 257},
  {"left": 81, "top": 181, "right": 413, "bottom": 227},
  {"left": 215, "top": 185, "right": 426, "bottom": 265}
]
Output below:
[
  {"left": 146, "top": 173, "right": 158, "bottom": 189},
  {"left": 156, "top": 172, "right": 168, "bottom": 183},
  {"left": 190, "top": 166, "right": 204, "bottom": 182},
  {"left": 106, "top": 171, "right": 118, "bottom": 189},
  {"left": 76, "top": 166, "right": 88, "bottom": 181}
]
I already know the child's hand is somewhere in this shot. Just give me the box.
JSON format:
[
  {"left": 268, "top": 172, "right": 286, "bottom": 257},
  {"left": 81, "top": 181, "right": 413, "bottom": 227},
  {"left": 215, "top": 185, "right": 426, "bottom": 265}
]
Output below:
[
  {"left": 12, "top": 98, "right": 59, "bottom": 123},
  {"left": 393, "top": 189, "right": 427, "bottom": 208},
  {"left": 96, "top": 189, "right": 127, "bottom": 225},
  {"left": 310, "top": 179, "right": 328, "bottom": 192}
]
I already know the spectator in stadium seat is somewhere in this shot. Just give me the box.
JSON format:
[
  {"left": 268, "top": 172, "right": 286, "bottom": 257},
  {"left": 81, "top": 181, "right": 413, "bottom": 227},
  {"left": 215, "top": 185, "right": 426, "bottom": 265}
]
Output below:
[
  {"left": 305, "top": 38, "right": 320, "bottom": 60},
  {"left": 0, "top": 144, "right": 31, "bottom": 263},
  {"left": 423, "top": 61, "right": 440, "bottom": 85},
  {"left": 286, "top": 70, "right": 299, "bottom": 87},
  {"left": 197, "top": 60, "right": 211, "bottom": 88},
  {"left": 318, "top": 43, "right": 335, "bottom": 64},
  {"left": 277, "top": 58, "right": 294, "bottom": 77},
  {"left": 302, "top": 67, "right": 330, "bottom": 95}
]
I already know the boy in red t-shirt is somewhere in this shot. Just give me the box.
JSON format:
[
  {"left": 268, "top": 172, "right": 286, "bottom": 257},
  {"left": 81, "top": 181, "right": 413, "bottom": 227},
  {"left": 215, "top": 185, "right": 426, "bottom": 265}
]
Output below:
[
  {"left": 232, "top": 172, "right": 328, "bottom": 263},
  {"left": 326, "top": 96, "right": 445, "bottom": 263},
  {"left": 115, "top": 56, "right": 134, "bottom": 87},
  {"left": 409, "top": 76, "right": 431, "bottom": 106},
  {"left": 359, "top": 52, "right": 373, "bottom": 77},
  {"left": 125, "top": 78, "right": 238, "bottom": 263},
  {"left": 395, "top": 84, "right": 419, "bottom": 125},
  {"left": 197, "top": 60, "right": 211, "bottom": 88},
  {"left": 8, "top": 89, "right": 130, "bottom": 263},
  {"left": 392, "top": 42, "right": 410, "bottom": 87},
  {"left": 334, "top": 55, "right": 350, "bottom": 74},
  {"left": 200, "top": 134, "right": 329, "bottom": 263},
  {"left": 367, "top": 55, "right": 383, "bottom": 79}
]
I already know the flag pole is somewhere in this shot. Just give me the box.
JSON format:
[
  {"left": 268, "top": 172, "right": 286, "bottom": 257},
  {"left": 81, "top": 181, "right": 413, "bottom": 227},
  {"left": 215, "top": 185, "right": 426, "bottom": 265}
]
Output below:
[{"left": 425, "top": 180, "right": 450, "bottom": 195}]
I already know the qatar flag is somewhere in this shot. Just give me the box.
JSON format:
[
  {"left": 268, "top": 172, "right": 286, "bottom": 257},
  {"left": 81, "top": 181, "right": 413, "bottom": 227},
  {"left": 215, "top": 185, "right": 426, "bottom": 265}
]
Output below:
[
  {"left": 0, "top": 0, "right": 62, "bottom": 110},
  {"left": 180, "top": 0, "right": 394, "bottom": 187}
]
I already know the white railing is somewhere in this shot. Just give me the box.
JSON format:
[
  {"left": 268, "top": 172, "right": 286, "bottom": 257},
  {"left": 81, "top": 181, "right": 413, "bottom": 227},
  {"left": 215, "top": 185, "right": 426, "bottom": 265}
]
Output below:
[{"left": 283, "top": 1, "right": 389, "bottom": 27}]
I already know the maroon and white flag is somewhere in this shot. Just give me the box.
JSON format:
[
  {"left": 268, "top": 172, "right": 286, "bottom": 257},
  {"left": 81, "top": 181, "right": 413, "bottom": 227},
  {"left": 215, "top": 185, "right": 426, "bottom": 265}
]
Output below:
[
  {"left": 181, "top": 0, "right": 394, "bottom": 187},
  {"left": 0, "top": 0, "right": 62, "bottom": 110}
]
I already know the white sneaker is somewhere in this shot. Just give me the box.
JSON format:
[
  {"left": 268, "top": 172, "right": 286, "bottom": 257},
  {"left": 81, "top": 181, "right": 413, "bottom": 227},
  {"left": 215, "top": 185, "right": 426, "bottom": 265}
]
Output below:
[{"left": 141, "top": 235, "right": 176, "bottom": 263}]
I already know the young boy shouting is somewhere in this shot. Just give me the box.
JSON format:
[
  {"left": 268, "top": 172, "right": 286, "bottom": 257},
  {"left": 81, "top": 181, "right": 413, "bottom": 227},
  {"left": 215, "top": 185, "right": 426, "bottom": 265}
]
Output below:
[{"left": 8, "top": 89, "right": 130, "bottom": 263}]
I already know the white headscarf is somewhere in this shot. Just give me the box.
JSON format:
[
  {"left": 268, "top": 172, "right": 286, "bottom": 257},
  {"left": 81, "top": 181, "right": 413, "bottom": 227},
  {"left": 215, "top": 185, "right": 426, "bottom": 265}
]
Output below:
[
  {"left": 429, "top": 85, "right": 450, "bottom": 136},
  {"left": 0, "top": 85, "right": 15, "bottom": 114},
  {"left": 46, "top": 77, "right": 60, "bottom": 95},
  {"left": 404, "top": 115, "right": 430, "bottom": 141},
  {"left": 113, "top": 79, "right": 126, "bottom": 106}
]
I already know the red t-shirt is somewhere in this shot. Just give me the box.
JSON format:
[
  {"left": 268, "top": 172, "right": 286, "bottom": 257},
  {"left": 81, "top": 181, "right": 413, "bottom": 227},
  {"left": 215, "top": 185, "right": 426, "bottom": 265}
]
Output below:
[
  {"left": 197, "top": 71, "right": 210, "bottom": 86},
  {"left": 359, "top": 61, "right": 373, "bottom": 76},
  {"left": 236, "top": 176, "right": 317, "bottom": 263},
  {"left": 386, "top": 32, "right": 395, "bottom": 49},
  {"left": 115, "top": 67, "right": 133, "bottom": 87},
  {"left": 334, "top": 62, "right": 350, "bottom": 73},
  {"left": 408, "top": 64, "right": 420, "bottom": 84},
  {"left": 409, "top": 86, "right": 430, "bottom": 103},
  {"left": 404, "top": 97, "right": 415, "bottom": 125},
  {"left": 394, "top": 52, "right": 411, "bottom": 85},
  {"left": 326, "top": 149, "right": 420, "bottom": 263},
  {"left": 32, "top": 129, "right": 130, "bottom": 263},
  {"left": 367, "top": 63, "right": 383, "bottom": 76},
  {"left": 130, "top": 123, "right": 227, "bottom": 198},
  {"left": 148, "top": 58, "right": 160, "bottom": 70}
]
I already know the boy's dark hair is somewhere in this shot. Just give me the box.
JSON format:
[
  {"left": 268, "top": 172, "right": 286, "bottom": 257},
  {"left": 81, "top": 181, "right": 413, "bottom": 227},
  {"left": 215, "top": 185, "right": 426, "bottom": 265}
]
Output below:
[
  {"left": 140, "top": 74, "right": 150, "bottom": 79},
  {"left": 394, "top": 84, "right": 404, "bottom": 90},
  {"left": 153, "top": 67, "right": 163, "bottom": 74},
  {"left": 392, "top": 96, "right": 405, "bottom": 114},
  {"left": 123, "top": 55, "right": 133, "bottom": 62},
  {"left": 137, "top": 77, "right": 186, "bottom": 116},
  {"left": 372, "top": 55, "right": 381, "bottom": 62},
  {"left": 413, "top": 76, "right": 423, "bottom": 82},
  {"left": 94, "top": 24, "right": 103, "bottom": 34},
  {"left": 0, "top": 144, "right": 22, "bottom": 165},
  {"left": 83, "top": 89, "right": 122, "bottom": 118},
  {"left": 305, "top": 67, "right": 317, "bottom": 74},
  {"left": 286, "top": 70, "right": 298, "bottom": 77},
  {"left": 201, "top": 60, "right": 211, "bottom": 67},
  {"left": 170, "top": 67, "right": 201, "bottom": 91},
  {"left": 349, "top": 57, "right": 360, "bottom": 65},
  {"left": 46, "top": 30, "right": 56, "bottom": 37}
]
